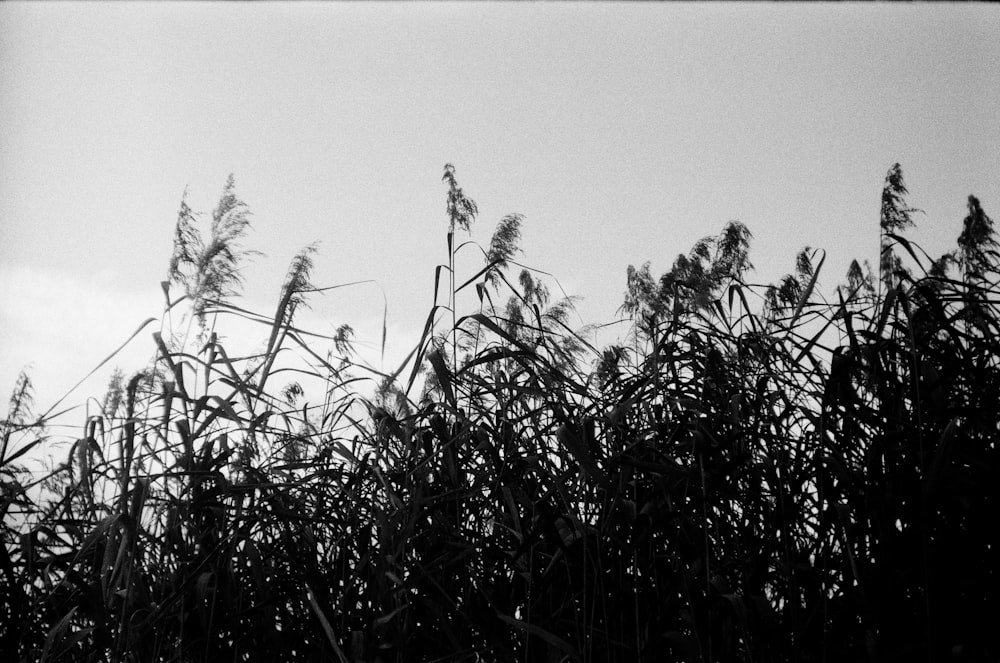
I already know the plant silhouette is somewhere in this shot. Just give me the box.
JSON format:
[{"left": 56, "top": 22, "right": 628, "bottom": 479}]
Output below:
[{"left": 1, "top": 164, "right": 997, "bottom": 662}]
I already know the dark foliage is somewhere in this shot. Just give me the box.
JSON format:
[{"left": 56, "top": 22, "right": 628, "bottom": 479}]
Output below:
[{"left": 1, "top": 165, "right": 997, "bottom": 662}]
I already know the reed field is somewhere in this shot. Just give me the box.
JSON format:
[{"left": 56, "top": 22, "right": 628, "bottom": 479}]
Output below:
[{"left": 1, "top": 164, "right": 997, "bottom": 662}]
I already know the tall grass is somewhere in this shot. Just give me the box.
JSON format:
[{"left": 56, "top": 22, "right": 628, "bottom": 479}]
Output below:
[{"left": 2, "top": 165, "right": 997, "bottom": 662}]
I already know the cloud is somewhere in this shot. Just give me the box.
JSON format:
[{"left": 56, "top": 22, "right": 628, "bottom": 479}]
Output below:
[
  {"left": 0, "top": 263, "right": 165, "bottom": 421},
  {"left": 0, "top": 261, "right": 430, "bottom": 421}
]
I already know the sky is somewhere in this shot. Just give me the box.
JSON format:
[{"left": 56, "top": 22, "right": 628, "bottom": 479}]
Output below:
[{"left": 2, "top": 3, "right": 999, "bottom": 437}]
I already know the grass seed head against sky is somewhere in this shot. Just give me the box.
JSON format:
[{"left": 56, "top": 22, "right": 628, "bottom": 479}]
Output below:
[{"left": 1, "top": 2, "right": 999, "bottom": 413}]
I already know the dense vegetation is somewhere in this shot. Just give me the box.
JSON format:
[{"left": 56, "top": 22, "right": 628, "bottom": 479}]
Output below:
[{"left": 1, "top": 164, "right": 997, "bottom": 662}]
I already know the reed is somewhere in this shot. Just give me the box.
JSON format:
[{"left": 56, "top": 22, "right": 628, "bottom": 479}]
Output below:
[{"left": 1, "top": 165, "right": 997, "bottom": 662}]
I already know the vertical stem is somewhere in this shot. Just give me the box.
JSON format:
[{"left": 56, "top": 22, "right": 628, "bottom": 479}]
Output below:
[
  {"left": 699, "top": 452, "right": 712, "bottom": 663},
  {"left": 449, "top": 230, "right": 458, "bottom": 378}
]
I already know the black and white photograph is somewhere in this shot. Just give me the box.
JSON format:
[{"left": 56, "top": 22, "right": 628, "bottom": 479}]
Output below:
[{"left": 1, "top": 3, "right": 998, "bottom": 661}]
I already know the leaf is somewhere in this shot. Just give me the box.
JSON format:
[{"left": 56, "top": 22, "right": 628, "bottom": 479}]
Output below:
[
  {"left": 40, "top": 605, "right": 79, "bottom": 662},
  {"left": 42, "top": 317, "right": 158, "bottom": 419},
  {"left": 306, "top": 583, "right": 350, "bottom": 663},
  {"left": 1, "top": 438, "right": 41, "bottom": 467},
  {"left": 404, "top": 307, "right": 443, "bottom": 397},
  {"left": 556, "top": 421, "right": 603, "bottom": 481},
  {"left": 428, "top": 348, "right": 457, "bottom": 408},
  {"left": 374, "top": 604, "right": 408, "bottom": 626},
  {"left": 788, "top": 249, "right": 825, "bottom": 329},
  {"left": 381, "top": 292, "right": 388, "bottom": 366}
]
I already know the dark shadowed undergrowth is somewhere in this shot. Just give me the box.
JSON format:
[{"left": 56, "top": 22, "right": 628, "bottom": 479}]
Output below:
[{"left": 1, "top": 165, "right": 997, "bottom": 662}]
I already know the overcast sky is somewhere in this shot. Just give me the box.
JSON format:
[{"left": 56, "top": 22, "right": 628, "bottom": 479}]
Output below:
[{"left": 2, "top": 3, "right": 999, "bottom": 426}]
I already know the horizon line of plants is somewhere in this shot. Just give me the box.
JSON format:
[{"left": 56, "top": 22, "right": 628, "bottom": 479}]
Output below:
[{"left": 1, "top": 163, "right": 997, "bottom": 662}]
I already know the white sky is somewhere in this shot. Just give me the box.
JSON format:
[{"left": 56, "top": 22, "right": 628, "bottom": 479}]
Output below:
[{"left": 2, "top": 2, "right": 999, "bottom": 427}]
